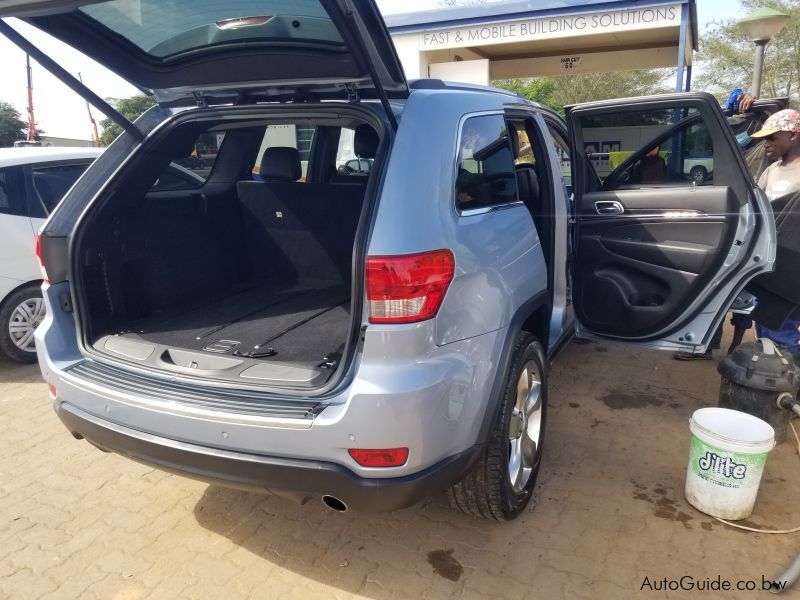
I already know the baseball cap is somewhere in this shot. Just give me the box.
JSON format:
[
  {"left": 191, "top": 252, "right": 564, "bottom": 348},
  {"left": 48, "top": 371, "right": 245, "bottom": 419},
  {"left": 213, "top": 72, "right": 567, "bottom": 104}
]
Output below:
[{"left": 751, "top": 108, "right": 800, "bottom": 138}]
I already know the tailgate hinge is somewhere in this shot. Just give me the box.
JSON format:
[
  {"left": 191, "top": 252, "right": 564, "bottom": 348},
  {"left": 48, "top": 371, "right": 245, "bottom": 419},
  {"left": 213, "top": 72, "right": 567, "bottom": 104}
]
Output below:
[
  {"left": 344, "top": 83, "right": 360, "bottom": 103},
  {"left": 193, "top": 92, "right": 208, "bottom": 108}
]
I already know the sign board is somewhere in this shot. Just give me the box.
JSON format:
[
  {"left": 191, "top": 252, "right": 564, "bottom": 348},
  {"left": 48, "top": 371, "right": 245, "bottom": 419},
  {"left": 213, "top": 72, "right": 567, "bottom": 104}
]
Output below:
[
  {"left": 419, "top": 5, "right": 681, "bottom": 50},
  {"left": 560, "top": 56, "right": 581, "bottom": 71}
]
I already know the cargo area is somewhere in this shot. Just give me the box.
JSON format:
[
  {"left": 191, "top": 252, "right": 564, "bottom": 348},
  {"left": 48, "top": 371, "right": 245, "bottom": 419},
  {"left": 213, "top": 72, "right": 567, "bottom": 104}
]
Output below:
[
  {"left": 105, "top": 281, "right": 351, "bottom": 364},
  {"left": 74, "top": 113, "right": 380, "bottom": 389}
]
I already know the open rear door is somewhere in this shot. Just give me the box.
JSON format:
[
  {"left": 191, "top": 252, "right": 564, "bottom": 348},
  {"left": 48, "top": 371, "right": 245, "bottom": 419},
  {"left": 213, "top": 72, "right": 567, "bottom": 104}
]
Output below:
[{"left": 566, "top": 92, "right": 775, "bottom": 352}]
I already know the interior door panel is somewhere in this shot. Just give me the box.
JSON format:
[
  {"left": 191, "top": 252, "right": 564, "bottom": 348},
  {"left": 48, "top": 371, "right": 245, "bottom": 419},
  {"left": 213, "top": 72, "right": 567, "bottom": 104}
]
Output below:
[
  {"left": 576, "top": 187, "right": 736, "bottom": 336},
  {"left": 567, "top": 93, "right": 775, "bottom": 348}
]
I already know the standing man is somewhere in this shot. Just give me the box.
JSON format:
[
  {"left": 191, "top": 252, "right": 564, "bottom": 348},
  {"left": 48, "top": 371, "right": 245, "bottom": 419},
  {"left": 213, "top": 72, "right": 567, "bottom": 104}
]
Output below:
[
  {"left": 751, "top": 109, "right": 800, "bottom": 200},
  {"left": 675, "top": 108, "right": 800, "bottom": 360},
  {"left": 749, "top": 109, "right": 800, "bottom": 358}
]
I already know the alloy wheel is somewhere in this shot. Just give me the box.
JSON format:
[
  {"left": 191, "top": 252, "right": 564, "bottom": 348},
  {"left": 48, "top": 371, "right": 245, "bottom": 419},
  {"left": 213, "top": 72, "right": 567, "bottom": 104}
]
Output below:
[{"left": 508, "top": 360, "right": 543, "bottom": 493}]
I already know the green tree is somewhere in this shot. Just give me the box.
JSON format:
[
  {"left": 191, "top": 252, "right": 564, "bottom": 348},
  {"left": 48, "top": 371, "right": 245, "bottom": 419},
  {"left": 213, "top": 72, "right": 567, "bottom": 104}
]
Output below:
[
  {"left": 99, "top": 94, "right": 156, "bottom": 146},
  {"left": 0, "top": 101, "right": 26, "bottom": 147},
  {"left": 548, "top": 69, "right": 672, "bottom": 106},
  {"left": 697, "top": 0, "right": 800, "bottom": 103},
  {"left": 495, "top": 69, "right": 671, "bottom": 115},
  {"left": 494, "top": 78, "right": 561, "bottom": 112}
]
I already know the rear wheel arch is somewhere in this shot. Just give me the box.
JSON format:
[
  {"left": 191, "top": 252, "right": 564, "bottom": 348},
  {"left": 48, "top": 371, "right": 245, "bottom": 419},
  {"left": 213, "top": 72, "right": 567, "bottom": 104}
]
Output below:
[
  {"left": 450, "top": 330, "right": 547, "bottom": 519},
  {"left": 474, "top": 293, "right": 551, "bottom": 447},
  {"left": 520, "top": 303, "right": 551, "bottom": 353}
]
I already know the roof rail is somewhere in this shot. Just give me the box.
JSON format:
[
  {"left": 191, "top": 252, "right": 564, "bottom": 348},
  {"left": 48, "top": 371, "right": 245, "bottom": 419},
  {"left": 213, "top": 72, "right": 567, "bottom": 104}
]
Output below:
[{"left": 409, "top": 78, "right": 529, "bottom": 101}]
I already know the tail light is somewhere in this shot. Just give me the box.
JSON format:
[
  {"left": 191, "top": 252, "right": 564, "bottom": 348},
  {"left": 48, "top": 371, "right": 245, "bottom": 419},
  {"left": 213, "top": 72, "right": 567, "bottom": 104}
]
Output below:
[
  {"left": 366, "top": 250, "right": 455, "bottom": 324},
  {"left": 348, "top": 448, "right": 409, "bottom": 467},
  {"left": 35, "top": 233, "right": 49, "bottom": 284}
]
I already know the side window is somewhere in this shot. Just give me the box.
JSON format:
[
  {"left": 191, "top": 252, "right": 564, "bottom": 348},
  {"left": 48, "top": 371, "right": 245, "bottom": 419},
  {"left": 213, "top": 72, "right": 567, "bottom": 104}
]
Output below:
[
  {"left": 152, "top": 132, "right": 225, "bottom": 191},
  {"left": 455, "top": 114, "right": 518, "bottom": 212},
  {"left": 31, "top": 162, "right": 92, "bottom": 214},
  {"left": 0, "top": 166, "right": 27, "bottom": 217},
  {"left": 579, "top": 107, "right": 714, "bottom": 190}
]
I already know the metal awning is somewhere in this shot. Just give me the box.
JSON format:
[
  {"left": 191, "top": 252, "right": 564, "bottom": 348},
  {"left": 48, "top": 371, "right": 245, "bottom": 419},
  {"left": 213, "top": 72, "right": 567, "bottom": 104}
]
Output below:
[{"left": 385, "top": 0, "right": 697, "bottom": 91}]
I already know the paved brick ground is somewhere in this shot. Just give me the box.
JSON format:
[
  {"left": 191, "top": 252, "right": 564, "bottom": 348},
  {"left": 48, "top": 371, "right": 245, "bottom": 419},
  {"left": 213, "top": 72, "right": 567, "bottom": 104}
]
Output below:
[{"left": 1, "top": 328, "right": 799, "bottom": 599}]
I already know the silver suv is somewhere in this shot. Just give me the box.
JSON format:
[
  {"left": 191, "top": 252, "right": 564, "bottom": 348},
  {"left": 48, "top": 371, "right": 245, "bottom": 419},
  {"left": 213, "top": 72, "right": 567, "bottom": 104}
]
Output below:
[{"left": 3, "top": 0, "right": 775, "bottom": 519}]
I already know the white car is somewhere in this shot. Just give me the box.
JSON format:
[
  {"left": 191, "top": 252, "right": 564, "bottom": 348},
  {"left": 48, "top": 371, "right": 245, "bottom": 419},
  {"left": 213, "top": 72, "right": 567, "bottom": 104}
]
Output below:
[
  {"left": 0, "top": 147, "right": 103, "bottom": 363},
  {"left": 0, "top": 147, "right": 209, "bottom": 363},
  {"left": 0, "top": 146, "right": 205, "bottom": 363}
]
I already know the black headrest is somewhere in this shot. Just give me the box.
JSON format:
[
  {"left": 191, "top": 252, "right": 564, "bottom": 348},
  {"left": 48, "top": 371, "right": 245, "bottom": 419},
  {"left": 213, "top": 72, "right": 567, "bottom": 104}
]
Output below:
[
  {"left": 354, "top": 125, "right": 379, "bottom": 159},
  {"left": 507, "top": 123, "right": 520, "bottom": 158},
  {"left": 260, "top": 147, "right": 301, "bottom": 181}
]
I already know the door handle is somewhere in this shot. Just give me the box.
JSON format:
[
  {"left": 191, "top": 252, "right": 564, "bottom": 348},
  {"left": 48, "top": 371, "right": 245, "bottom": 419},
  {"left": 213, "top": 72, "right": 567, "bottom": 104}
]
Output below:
[{"left": 594, "top": 200, "right": 624, "bottom": 215}]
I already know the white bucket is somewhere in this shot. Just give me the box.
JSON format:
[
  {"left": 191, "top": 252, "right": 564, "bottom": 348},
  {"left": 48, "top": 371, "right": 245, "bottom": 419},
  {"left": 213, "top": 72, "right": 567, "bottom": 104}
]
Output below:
[{"left": 685, "top": 407, "right": 775, "bottom": 520}]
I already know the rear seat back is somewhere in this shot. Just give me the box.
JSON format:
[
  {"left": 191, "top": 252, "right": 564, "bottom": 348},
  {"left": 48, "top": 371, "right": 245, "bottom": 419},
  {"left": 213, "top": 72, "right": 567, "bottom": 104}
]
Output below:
[
  {"left": 329, "top": 124, "right": 378, "bottom": 249},
  {"left": 330, "top": 124, "right": 379, "bottom": 186},
  {"left": 237, "top": 145, "right": 366, "bottom": 284}
]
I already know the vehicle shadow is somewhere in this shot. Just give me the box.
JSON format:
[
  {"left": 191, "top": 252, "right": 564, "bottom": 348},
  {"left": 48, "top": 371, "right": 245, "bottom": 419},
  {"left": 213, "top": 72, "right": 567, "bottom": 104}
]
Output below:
[
  {"left": 0, "top": 354, "right": 43, "bottom": 385},
  {"left": 192, "top": 484, "right": 509, "bottom": 595},
  {"left": 188, "top": 337, "right": 779, "bottom": 598}
]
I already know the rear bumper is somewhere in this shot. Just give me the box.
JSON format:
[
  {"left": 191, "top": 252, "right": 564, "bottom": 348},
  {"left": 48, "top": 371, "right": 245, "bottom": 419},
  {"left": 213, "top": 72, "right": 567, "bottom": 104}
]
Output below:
[{"left": 56, "top": 401, "right": 481, "bottom": 512}]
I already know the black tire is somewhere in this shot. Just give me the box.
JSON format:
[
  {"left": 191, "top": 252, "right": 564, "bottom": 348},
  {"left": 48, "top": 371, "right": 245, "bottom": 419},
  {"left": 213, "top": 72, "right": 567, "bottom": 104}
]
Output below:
[
  {"left": 690, "top": 166, "right": 707, "bottom": 184},
  {"left": 0, "top": 285, "right": 44, "bottom": 364},
  {"left": 449, "top": 332, "right": 547, "bottom": 520}
]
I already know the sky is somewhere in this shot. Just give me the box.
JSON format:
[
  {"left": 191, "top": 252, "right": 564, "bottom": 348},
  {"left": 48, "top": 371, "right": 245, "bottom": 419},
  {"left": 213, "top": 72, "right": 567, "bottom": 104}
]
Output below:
[{"left": 0, "top": 0, "right": 748, "bottom": 141}]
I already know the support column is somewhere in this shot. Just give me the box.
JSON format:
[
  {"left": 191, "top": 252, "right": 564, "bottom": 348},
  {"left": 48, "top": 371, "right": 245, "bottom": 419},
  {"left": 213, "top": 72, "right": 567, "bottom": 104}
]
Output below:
[
  {"left": 752, "top": 40, "right": 767, "bottom": 98},
  {"left": 675, "top": 4, "right": 688, "bottom": 92}
]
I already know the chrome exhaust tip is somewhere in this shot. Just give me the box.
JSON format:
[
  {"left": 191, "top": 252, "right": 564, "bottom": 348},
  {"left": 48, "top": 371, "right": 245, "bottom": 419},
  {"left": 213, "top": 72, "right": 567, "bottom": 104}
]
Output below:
[{"left": 321, "top": 495, "right": 348, "bottom": 512}]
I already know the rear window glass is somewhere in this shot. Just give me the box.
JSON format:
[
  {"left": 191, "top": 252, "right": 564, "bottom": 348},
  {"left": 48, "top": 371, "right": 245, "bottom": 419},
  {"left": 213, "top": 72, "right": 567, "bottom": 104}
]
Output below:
[{"left": 80, "top": 0, "right": 344, "bottom": 58}]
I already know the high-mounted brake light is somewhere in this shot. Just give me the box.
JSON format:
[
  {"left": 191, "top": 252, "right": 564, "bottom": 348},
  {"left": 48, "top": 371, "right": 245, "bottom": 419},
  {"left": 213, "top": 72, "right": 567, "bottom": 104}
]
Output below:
[
  {"left": 366, "top": 250, "right": 455, "bottom": 324},
  {"left": 35, "top": 233, "right": 49, "bottom": 284},
  {"left": 348, "top": 448, "right": 409, "bottom": 468}
]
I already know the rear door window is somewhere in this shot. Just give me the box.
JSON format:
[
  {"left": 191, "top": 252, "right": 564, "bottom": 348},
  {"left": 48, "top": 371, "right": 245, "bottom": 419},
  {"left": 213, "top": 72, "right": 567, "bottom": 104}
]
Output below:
[
  {"left": 455, "top": 114, "right": 518, "bottom": 212},
  {"left": 580, "top": 108, "right": 715, "bottom": 189},
  {"left": 31, "top": 162, "right": 93, "bottom": 214}
]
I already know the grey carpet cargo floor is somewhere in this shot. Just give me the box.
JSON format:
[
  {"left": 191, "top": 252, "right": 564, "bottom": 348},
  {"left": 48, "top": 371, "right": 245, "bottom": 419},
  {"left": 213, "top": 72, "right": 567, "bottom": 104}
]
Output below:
[{"left": 127, "top": 280, "right": 351, "bottom": 364}]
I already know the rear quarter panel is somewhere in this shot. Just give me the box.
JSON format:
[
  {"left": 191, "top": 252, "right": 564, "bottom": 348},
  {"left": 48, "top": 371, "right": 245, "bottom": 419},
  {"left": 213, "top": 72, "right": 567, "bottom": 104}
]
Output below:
[{"left": 368, "top": 90, "right": 547, "bottom": 345}]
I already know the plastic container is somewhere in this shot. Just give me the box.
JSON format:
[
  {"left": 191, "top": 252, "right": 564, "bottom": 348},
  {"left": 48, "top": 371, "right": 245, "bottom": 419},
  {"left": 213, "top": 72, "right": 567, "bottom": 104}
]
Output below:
[
  {"left": 718, "top": 339, "right": 798, "bottom": 443},
  {"left": 685, "top": 407, "right": 775, "bottom": 520}
]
